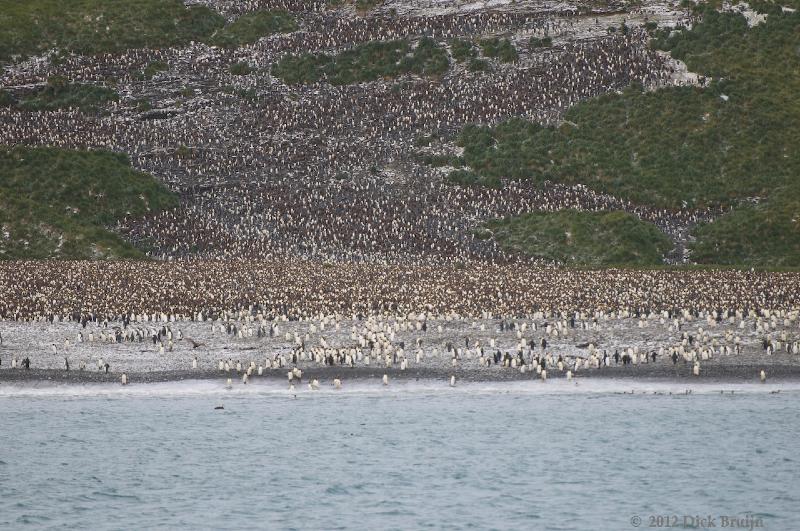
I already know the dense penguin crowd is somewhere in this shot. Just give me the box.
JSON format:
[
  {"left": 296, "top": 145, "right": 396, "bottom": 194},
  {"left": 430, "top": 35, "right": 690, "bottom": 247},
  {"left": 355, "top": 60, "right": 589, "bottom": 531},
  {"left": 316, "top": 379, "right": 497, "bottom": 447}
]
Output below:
[{"left": 0, "top": 0, "right": 703, "bottom": 263}]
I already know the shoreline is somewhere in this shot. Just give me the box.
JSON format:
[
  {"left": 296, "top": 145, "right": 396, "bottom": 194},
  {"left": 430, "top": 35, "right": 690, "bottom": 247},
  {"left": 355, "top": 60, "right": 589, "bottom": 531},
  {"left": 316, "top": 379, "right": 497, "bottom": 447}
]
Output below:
[{"left": 3, "top": 364, "right": 800, "bottom": 385}]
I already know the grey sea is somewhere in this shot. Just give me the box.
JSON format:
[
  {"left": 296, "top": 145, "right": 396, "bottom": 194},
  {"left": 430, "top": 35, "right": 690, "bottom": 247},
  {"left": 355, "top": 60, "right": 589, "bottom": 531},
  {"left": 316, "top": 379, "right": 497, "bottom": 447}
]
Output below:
[{"left": 1, "top": 380, "right": 798, "bottom": 530}]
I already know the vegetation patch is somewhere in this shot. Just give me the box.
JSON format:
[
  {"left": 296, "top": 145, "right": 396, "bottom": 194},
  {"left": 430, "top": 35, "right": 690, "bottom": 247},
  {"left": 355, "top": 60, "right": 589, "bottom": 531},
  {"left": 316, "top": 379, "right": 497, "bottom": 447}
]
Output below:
[
  {"left": 479, "top": 37, "right": 518, "bottom": 63},
  {"left": 448, "top": 169, "right": 501, "bottom": 189},
  {"left": 0, "top": 146, "right": 178, "bottom": 259},
  {"left": 355, "top": 0, "right": 383, "bottom": 12},
  {"left": 450, "top": 38, "right": 477, "bottom": 62},
  {"left": 14, "top": 76, "right": 118, "bottom": 113},
  {"left": 273, "top": 38, "right": 449, "bottom": 85},
  {"left": 0, "top": 0, "right": 225, "bottom": 62},
  {"left": 529, "top": 36, "right": 552, "bottom": 48},
  {"left": 435, "top": 6, "right": 800, "bottom": 266},
  {"left": 0, "top": 90, "right": 15, "bottom": 107},
  {"left": 327, "top": 0, "right": 383, "bottom": 13},
  {"left": 449, "top": 8, "right": 800, "bottom": 211},
  {"left": 210, "top": 9, "right": 297, "bottom": 48},
  {"left": 142, "top": 60, "right": 169, "bottom": 80},
  {"left": 690, "top": 187, "right": 800, "bottom": 267},
  {"left": 229, "top": 62, "right": 254, "bottom": 76},
  {"left": 483, "top": 210, "right": 673, "bottom": 267},
  {"left": 468, "top": 58, "right": 490, "bottom": 72}
]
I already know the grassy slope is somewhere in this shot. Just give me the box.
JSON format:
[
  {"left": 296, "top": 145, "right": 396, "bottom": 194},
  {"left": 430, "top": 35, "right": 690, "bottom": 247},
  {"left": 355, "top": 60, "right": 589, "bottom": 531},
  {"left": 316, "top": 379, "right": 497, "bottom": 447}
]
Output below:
[
  {"left": 0, "top": 2, "right": 299, "bottom": 62},
  {"left": 0, "top": 0, "right": 225, "bottom": 62},
  {"left": 210, "top": 10, "right": 297, "bottom": 49},
  {"left": 2, "top": 76, "right": 119, "bottom": 113},
  {"left": 0, "top": 147, "right": 177, "bottom": 259},
  {"left": 456, "top": 9, "right": 799, "bottom": 209},
  {"left": 273, "top": 38, "right": 449, "bottom": 85},
  {"left": 690, "top": 188, "right": 800, "bottom": 267},
  {"left": 327, "top": 0, "right": 384, "bottom": 13},
  {"left": 450, "top": 6, "right": 799, "bottom": 266},
  {"left": 482, "top": 210, "right": 672, "bottom": 267}
]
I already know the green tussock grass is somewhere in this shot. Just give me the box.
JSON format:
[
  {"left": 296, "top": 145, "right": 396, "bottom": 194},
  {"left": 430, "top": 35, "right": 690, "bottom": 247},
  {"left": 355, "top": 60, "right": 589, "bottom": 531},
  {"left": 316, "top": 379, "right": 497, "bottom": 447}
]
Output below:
[
  {"left": 441, "top": 6, "right": 800, "bottom": 266},
  {"left": 529, "top": 36, "right": 552, "bottom": 48},
  {"left": 210, "top": 10, "right": 297, "bottom": 48},
  {"left": 0, "top": 146, "right": 178, "bottom": 259},
  {"left": 229, "top": 62, "right": 254, "bottom": 76},
  {"left": 0, "top": 0, "right": 225, "bottom": 62},
  {"left": 447, "top": 169, "right": 501, "bottom": 189},
  {"left": 12, "top": 76, "right": 118, "bottom": 113},
  {"left": 0, "top": 89, "right": 16, "bottom": 107},
  {"left": 691, "top": 187, "right": 800, "bottom": 267},
  {"left": 480, "top": 210, "right": 672, "bottom": 267},
  {"left": 479, "top": 37, "right": 518, "bottom": 63},
  {"left": 141, "top": 60, "right": 169, "bottom": 80},
  {"left": 327, "top": 0, "right": 383, "bottom": 13},
  {"left": 0, "top": 2, "right": 299, "bottom": 63},
  {"left": 273, "top": 38, "right": 449, "bottom": 85},
  {"left": 451, "top": 8, "right": 799, "bottom": 210},
  {"left": 449, "top": 39, "right": 477, "bottom": 62}
]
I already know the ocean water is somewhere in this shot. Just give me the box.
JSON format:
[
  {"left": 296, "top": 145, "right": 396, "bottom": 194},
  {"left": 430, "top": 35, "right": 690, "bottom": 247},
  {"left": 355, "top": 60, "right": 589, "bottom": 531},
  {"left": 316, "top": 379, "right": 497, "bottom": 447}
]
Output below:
[{"left": 1, "top": 380, "right": 798, "bottom": 530}]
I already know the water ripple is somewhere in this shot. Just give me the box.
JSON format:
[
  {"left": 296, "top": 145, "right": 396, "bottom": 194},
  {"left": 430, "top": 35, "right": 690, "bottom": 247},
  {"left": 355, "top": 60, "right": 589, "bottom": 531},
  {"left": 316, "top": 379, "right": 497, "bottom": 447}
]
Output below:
[{"left": 0, "top": 391, "right": 798, "bottom": 529}]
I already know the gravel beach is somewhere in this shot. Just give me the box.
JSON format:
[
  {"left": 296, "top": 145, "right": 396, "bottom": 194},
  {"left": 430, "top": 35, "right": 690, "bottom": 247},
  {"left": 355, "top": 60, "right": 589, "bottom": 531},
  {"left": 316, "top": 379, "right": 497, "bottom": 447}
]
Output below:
[{"left": 2, "top": 313, "right": 798, "bottom": 385}]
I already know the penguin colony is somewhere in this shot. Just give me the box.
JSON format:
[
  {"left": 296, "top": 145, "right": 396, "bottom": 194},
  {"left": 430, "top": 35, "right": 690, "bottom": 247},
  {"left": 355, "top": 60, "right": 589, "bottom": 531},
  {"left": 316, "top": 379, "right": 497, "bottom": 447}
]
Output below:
[
  {"left": 1, "top": 296, "right": 798, "bottom": 387},
  {"left": 0, "top": 2, "right": 796, "bottom": 389},
  {"left": 0, "top": 1, "right": 710, "bottom": 263}
]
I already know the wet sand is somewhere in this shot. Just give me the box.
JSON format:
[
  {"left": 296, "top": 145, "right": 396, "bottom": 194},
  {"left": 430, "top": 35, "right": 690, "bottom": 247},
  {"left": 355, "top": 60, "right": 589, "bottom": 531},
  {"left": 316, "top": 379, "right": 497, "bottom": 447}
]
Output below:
[{"left": 2, "top": 363, "right": 800, "bottom": 386}]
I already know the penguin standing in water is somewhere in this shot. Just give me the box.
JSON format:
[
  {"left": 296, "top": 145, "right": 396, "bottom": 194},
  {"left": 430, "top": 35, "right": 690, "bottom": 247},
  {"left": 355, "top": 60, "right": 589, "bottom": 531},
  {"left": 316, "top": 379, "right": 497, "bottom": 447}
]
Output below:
[
  {"left": 382, "top": 374, "right": 389, "bottom": 386},
  {"left": 760, "top": 369, "right": 766, "bottom": 383},
  {"left": 121, "top": 373, "right": 128, "bottom": 386},
  {"left": 449, "top": 375, "right": 456, "bottom": 387},
  {"left": 226, "top": 377, "right": 233, "bottom": 389}
]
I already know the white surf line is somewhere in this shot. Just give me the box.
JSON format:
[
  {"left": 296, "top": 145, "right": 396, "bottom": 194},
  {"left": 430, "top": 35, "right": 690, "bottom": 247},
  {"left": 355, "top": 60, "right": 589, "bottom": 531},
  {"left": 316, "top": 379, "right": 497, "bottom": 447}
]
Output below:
[{"left": 1, "top": 377, "right": 798, "bottom": 398}]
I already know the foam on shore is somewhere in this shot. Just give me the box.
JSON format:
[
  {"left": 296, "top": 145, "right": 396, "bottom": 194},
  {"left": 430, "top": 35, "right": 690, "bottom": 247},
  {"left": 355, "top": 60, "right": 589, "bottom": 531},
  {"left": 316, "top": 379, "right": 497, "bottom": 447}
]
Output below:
[{"left": 1, "top": 377, "right": 798, "bottom": 399}]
